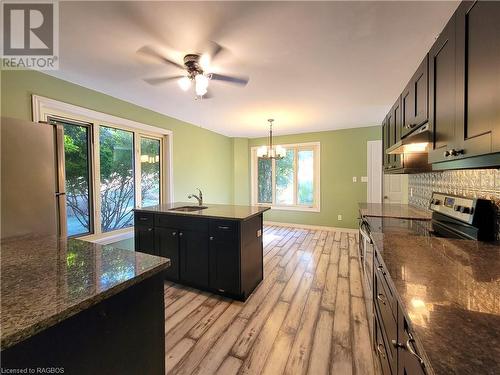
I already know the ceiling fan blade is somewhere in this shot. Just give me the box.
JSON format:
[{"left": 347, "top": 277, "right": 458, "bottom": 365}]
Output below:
[
  {"left": 137, "top": 45, "right": 185, "bottom": 70},
  {"left": 143, "top": 75, "right": 185, "bottom": 85},
  {"left": 207, "top": 41, "right": 227, "bottom": 61},
  {"left": 210, "top": 73, "right": 249, "bottom": 86}
]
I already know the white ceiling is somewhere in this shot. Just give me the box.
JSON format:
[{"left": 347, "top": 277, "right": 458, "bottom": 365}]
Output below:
[{"left": 49, "top": 1, "right": 459, "bottom": 137}]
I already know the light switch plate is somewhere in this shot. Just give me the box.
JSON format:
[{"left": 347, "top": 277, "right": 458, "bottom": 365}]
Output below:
[
  {"left": 338, "top": 215, "right": 342, "bottom": 221},
  {"left": 352, "top": 177, "right": 357, "bottom": 182},
  {"left": 361, "top": 176, "right": 368, "bottom": 182}
]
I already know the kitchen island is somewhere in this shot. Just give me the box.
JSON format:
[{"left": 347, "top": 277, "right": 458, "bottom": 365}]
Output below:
[
  {"left": 134, "top": 203, "right": 270, "bottom": 300},
  {"left": 1, "top": 235, "right": 169, "bottom": 374}
]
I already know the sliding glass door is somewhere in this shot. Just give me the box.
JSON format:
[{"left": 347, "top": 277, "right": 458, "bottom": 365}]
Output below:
[{"left": 50, "top": 118, "right": 93, "bottom": 237}]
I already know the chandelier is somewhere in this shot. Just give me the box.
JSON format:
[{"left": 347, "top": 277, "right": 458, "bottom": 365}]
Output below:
[{"left": 256, "top": 119, "right": 286, "bottom": 160}]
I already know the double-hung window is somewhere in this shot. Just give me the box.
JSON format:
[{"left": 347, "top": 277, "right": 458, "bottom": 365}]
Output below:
[{"left": 251, "top": 142, "right": 320, "bottom": 211}]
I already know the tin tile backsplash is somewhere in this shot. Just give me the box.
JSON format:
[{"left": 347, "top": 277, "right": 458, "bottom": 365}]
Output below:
[{"left": 408, "top": 169, "right": 500, "bottom": 240}]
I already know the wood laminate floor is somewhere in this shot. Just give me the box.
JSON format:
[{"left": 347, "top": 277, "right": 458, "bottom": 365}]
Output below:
[{"left": 164, "top": 225, "right": 375, "bottom": 375}]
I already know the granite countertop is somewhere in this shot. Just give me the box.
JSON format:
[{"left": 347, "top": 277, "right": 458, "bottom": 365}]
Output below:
[
  {"left": 359, "top": 202, "right": 432, "bottom": 220},
  {"left": 135, "top": 202, "right": 270, "bottom": 221},
  {"left": 366, "top": 217, "right": 500, "bottom": 375},
  {"left": 1, "top": 235, "right": 169, "bottom": 349}
]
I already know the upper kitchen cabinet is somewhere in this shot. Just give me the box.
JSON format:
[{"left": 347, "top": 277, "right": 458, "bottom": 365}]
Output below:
[
  {"left": 401, "top": 55, "right": 429, "bottom": 138},
  {"left": 454, "top": 0, "right": 500, "bottom": 159},
  {"left": 430, "top": 0, "right": 500, "bottom": 167},
  {"left": 428, "top": 14, "right": 457, "bottom": 164}
]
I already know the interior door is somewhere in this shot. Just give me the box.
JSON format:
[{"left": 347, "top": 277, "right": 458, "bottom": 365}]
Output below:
[
  {"left": 383, "top": 174, "right": 408, "bottom": 204},
  {"left": 367, "top": 140, "right": 382, "bottom": 203}
]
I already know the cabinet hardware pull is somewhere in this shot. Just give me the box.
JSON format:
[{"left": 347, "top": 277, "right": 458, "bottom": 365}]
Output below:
[
  {"left": 451, "top": 149, "right": 464, "bottom": 156},
  {"left": 209, "top": 236, "right": 215, "bottom": 241},
  {"left": 391, "top": 339, "right": 405, "bottom": 349},
  {"left": 405, "top": 336, "right": 425, "bottom": 367},
  {"left": 179, "top": 232, "right": 183, "bottom": 237},
  {"left": 377, "top": 293, "right": 387, "bottom": 305},
  {"left": 444, "top": 150, "right": 451, "bottom": 157},
  {"left": 377, "top": 343, "right": 386, "bottom": 359},
  {"left": 139, "top": 217, "right": 148, "bottom": 221},
  {"left": 172, "top": 232, "right": 177, "bottom": 236},
  {"left": 218, "top": 226, "right": 230, "bottom": 230},
  {"left": 377, "top": 265, "right": 386, "bottom": 275},
  {"left": 147, "top": 228, "right": 153, "bottom": 232}
]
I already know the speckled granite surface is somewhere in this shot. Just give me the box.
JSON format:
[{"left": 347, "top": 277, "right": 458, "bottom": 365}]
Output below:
[
  {"left": 366, "top": 217, "right": 500, "bottom": 375},
  {"left": 358, "top": 203, "right": 432, "bottom": 220},
  {"left": 135, "top": 202, "right": 270, "bottom": 220},
  {"left": 1, "top": 235, "right": 169, "bottom": 349}
]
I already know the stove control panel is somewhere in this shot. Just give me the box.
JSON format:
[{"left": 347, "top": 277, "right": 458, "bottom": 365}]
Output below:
[{"left": 429, "top": 192, "right": 476, "bottom": 224}]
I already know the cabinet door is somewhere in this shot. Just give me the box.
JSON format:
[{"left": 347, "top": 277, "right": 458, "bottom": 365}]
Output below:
[
  {"left": 135, "top": 226, "right": 156, "bottom": 255},
  {"left": 209, "top": 237, "right": 239, "bottom": 295},
  {"left": 155, "top": 227, "right": 180, "bottom": 281},
  {"left": 179, "top": 230, "right": 209, "bottom": 287},
  {"left": 455, "top": 0, "right": 500, "bottom": 158},
  {"left": 392, "top": 98, "right": 403, "bottom": 169},
  {"left": 402, "top": 55, "right": 429, "bottom": 138},
  {"left": 428, "top": 15, "right": 457, "bottom": 164},
  {"left": 398, "top": 309, "right": 427, "bottom": 375},
  {"left": 382, "top": 119, "right": 391, "bottom": 170}
]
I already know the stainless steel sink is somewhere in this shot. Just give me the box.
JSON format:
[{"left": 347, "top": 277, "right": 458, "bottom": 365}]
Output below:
[{"left": 169, "top": 205, "right": 208, "bottom": 212}]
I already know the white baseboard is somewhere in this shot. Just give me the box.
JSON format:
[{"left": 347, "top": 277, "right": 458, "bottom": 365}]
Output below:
[{"left": 264, "top": 221, "right": 358, "bottom": 234}]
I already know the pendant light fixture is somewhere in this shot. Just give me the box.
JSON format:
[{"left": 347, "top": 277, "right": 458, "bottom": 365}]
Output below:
[{"left": 257, "top": 119, "right": 286, "bottom": 159}]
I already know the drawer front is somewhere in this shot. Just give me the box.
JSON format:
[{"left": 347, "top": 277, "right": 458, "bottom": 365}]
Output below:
[
  {"left": 375, "top": 314, "right": 393, "bottom": 375},
  {"left": 210, "top": 219, "right": 239, "bottom": 240},
  {"left": 375, "top": 252, "right": 397, "bottom": 317},
  {"left": 375, "top": 273, "right": 398, "bottom": 373},
  {"left": 134, "top": 212, "right": 154, "bottom": 226},
  {"left": 155, "top": 214, "right": 209, "bottom": 233}
]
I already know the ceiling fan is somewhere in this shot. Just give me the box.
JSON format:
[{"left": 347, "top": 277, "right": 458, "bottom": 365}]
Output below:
[{"left": 138, "top": 42, "right": 249, "bottom": 98}]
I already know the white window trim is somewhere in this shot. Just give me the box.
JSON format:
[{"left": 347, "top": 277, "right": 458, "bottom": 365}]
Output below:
[
  {"left": 32, "top": 94, "right": 174, "bottom": 241},
  {"left": 250, "top": 141, "right": 321, "bottom": 212}
]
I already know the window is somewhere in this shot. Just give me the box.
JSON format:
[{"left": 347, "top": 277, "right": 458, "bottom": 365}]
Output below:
[
  {"left": 140, "top": 137, "right": 161, "bottom": 207},
  {"left": 99, "top": 126, "right": 135, "bottom": 232},
  {"left": 252, "top": 142, "right": 320, "bottom": 211}
]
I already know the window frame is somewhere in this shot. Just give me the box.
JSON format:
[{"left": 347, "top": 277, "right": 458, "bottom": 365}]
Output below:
[
  {"left": 32, "top": 95, "right": 173, "bottom": 240},
  {"left": 251, "top": 142, "right": 320, "bottom": 212}
]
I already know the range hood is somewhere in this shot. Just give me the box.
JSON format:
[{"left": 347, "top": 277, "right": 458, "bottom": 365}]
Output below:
[{"left": 387, "top": 123, "right": 430, "bottom": 155}]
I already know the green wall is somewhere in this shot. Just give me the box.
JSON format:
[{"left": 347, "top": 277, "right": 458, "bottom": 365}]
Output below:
[
  {"left": 248, "top": 127, "right": 381, "bottom": 229},
  {"left": 0, "top": 70, "right": 233, "bottom": 204},
  {"left": 232, "top": 138, "right": 250, "bottom": 205}
]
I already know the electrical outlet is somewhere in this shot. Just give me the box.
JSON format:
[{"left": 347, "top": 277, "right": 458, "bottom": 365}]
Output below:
[
  {"left": 361, "top": 176, "right": 368, "bottom": 183},
  {"left": 338, "top": 215, "right": 342, "bottom": 221},
  {"left": 410, "top": 188, "right": 413, "bottom": 197},
  {"left": 352, "top": 176, "right": 357, "bottom": 183}
]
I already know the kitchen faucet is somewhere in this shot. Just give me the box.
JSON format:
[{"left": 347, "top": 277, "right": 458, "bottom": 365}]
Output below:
[{"left": 188, "top": 188, "right": 203, "bottom": 206}]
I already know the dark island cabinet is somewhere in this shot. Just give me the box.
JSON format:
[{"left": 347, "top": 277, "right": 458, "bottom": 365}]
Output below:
[
  {"left": 180, "top": 229, "right": 210, "bottom": 287},
  {"left": 454, "top": 0, "right": 500, "bottom": 159},
  {"left": 401, "top": 55, "right": 428, "bottom": 138},
  {"left": 134, "top": 212, "right": 156, "bottom": 255},
  {"left": 155, "top": 227, "right": 180, "bottom": 280},
  {"left": 134, "top": 211, "right": 264, "bottom": 300}
]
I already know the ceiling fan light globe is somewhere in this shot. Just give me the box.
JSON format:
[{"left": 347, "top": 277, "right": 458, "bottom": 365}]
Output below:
[
  {"left": 178, "top": 76, "right": 191, "bottom": 91},
  {"left": 195, "top": 85, "right": 208, "bottom": 97},
  {"left": 199, "top": 54, "right": 211, "bottom": 70},
  {"left": 195, "top": 74, "right": 209, "bottom": 89}
]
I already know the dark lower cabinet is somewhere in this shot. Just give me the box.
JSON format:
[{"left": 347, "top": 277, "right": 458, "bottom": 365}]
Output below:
[
  {"left": 209, "top": 236, "right": 239, "bottom": 295},
  {"left": 155, "top": 227, "right": 180, "bottom": 280},
  {"left": 134, "top": 211, "right": 264, "bottom": 300},
  {"left": 179, "top": 229, "right": 209, "bottom": 287},
  {"left": 398, "top": 305, "right": 427, "bottom": 375},
  {"left": 135, "top": 225, "right": 156, "bottom": 255},
  {"left": 1, "top": 274, "right": 166, "bottom": 375}
]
